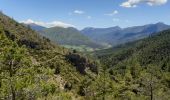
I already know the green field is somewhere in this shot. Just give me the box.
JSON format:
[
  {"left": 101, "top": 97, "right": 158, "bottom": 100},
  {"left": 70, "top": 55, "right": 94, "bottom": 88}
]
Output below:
[{"left": 62, "top": 45, "right": 95, "bottom": 52}]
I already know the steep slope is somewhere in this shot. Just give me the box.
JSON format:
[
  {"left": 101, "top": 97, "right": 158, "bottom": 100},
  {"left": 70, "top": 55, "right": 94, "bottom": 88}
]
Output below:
[
  {"left": 0, "top": 12, "right": 100, "bottom": 100},
  {"left": 82, "top": 23, "right": 170, "bottom": 46},
  {"left": 97, "top": 29, "right": 170, "bottom": 67},
  {"left": 94, "top": 29, "right": 170, "bottom": 99},
  {"left": 40, "top": 26, "right": 103, "bottom": 50}
]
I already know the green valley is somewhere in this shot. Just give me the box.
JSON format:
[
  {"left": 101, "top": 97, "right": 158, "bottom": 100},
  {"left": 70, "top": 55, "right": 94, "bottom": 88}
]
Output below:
[{"left": 0, "top": 2, "right": 170, "bottom": 99}]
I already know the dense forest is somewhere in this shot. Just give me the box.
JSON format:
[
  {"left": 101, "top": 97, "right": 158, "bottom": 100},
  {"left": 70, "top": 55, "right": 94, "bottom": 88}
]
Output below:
[
  {"left": 96, "top": 29, "right": 170, "bottom": 99},
  {"left": 0, "top": 12, "right": 170, "bottom": 100}
]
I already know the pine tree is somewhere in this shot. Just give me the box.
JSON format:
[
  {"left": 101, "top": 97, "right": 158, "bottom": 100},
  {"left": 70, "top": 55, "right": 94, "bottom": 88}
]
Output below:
[{"left": 1, "top": 42, "right": 30, "bottom": 100}]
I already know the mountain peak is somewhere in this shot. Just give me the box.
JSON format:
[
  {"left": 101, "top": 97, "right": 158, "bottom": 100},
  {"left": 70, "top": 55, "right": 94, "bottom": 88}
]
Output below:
[
  {"left": 108, "top": 26, "right": 122, "bottom": 30},
  {"left": 156, "top": 22, "right": 165, "bottom": 25},
  {"left": 154, "top": 22, "right": 170, "bottom": 27},
  {"left": 23, "top": 23, "right": 46, "bottom": 31},
  {"left": 82, "top": 26, "right": 121, "bottom": 31}
]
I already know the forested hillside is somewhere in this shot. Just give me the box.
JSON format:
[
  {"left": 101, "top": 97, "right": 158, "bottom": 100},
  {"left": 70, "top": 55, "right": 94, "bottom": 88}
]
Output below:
[
  {"left": 0, "top": 12, "right": 100, "bottom": 100},
  {"left": 39, "top": 26, "right": 103, "bottom": 51},
  {"left": 0, "top": 12, "right": 170, "bottom": 100},
  {"left": 96, "top": 29, "right": 170, "bottom": 99}
]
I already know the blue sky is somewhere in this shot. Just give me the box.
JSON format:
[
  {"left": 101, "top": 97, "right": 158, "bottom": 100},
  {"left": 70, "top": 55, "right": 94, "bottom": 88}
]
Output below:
[{"left": 0, "top": 0, "right": 170, "bottom": 29}]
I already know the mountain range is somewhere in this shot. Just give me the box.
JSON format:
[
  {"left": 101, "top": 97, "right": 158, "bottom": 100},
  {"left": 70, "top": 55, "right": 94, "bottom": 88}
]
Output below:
[
  {"left": 81, "top": 22, "right": 170, "bottom": 46},
  {"left": 1, "top": 12, "right": 170, "bottom": 100},
  {"left": 23, "top": 23, "right": 104, "bottom": 51},
  {"left": 40, "top": 27, "right": 102, "bottom": 48},
  {"left": 24, "top": 22, "right": 170, "bottom": 51}
]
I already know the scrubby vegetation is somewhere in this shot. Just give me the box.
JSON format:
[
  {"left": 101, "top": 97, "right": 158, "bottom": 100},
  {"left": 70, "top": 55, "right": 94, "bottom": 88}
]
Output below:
[
  {"left": 0, "top": 13, "right": 100, "bottom": 100},
  {"left": 0, "top": 12, "right": 170, "bottom": 100}
]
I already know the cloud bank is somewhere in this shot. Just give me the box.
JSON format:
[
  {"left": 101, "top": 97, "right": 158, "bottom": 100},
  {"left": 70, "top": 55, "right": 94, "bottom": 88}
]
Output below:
[
  {"left": 21, "top": 19, "right": 75, "bottom": 28},
  {"left": 120, "top": 0, "right": 168, "bottom": 8}
]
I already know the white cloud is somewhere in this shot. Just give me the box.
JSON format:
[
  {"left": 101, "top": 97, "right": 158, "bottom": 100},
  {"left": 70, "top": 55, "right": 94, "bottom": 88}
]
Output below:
[
  {"left": 105, "top": 10, "right": 118, "bottom": 16},
  {"left": 21, "top": 19, "right": 46, "bottom": 26},
  {"left": 48, "top": 21, "right": 75, "bottom": 28},
  {"left": 87, "top": 16, "right": 92, "bottom": 19},
  {"left": 120, "top": 0, "right": 168, "bottom": 8},
  {"left": 21, "top": 19, "right": 75, "bottom": 28},
  {"left": 73, "top": 10, "right": 85, "bottom": 14}
]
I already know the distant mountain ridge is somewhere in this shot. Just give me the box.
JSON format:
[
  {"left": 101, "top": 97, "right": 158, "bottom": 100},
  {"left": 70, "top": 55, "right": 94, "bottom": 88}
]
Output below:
[
  {"left": 23, "top": 23, "right": 104, "bottom": 50},
  {"left": 24, "top": 22, "right": 170, "bottom": 50},
  {"left": 81, "top": 22, "right": 170, "bottom": 46},
  {"left": 22, "top": 23, "right": 46, "bottom": 31},
  {"left": 39, "top": 26, "right": 103, "bottom": 49}
]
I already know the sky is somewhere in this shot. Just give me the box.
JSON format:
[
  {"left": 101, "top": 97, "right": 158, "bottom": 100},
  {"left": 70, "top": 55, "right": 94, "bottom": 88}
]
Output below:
[{"left": 0, "top": 0, "right": 170, "bottom": 29}]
